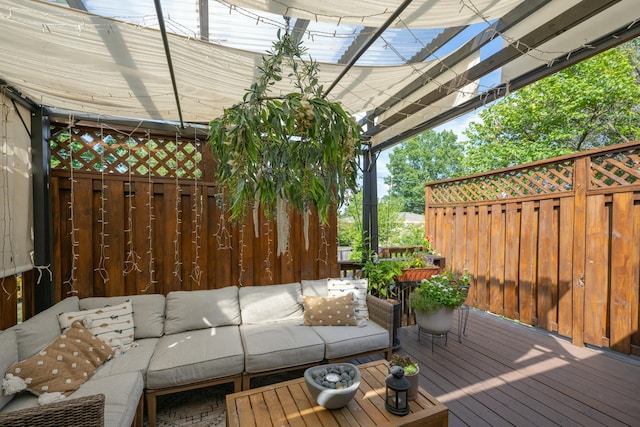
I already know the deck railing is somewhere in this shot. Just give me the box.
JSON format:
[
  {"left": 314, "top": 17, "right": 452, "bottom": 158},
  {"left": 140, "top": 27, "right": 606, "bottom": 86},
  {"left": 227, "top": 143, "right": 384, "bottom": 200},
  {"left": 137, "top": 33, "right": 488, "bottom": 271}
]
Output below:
[{"left": 425, "top": 141, "right": 640, "bottom": 355}]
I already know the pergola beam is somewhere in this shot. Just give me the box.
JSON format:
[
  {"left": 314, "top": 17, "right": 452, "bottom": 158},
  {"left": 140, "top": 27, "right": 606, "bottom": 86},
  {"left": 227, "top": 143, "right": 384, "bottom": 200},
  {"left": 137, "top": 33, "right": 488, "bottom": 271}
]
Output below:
[
  {"left": 323, "top": 0, "right": 415, "bottom": 97},
  {"left": 370, "top": 18, "right": 640, "bottom": 153},
  {"left": 364, "top": 0, "right": 552, "bottom": 135}
]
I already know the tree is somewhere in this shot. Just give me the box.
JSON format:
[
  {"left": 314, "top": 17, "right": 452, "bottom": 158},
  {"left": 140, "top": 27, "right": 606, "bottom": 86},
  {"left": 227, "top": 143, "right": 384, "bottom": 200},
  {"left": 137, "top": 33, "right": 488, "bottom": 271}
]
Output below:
[
  {"left": 337, "top": 192, "right": 404, "bottom": 260},
  {"left": 385, "top": 130, "right": 465, "bottom": 214},
  {"left": 463, "top": 40, "right": 640, "bottom": 173}
]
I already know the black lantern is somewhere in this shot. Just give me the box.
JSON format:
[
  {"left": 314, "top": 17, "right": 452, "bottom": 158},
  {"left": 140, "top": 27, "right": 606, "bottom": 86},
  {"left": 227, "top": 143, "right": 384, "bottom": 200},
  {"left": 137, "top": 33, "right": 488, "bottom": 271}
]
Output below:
[{"left": 385, "top": 365, "right": 410, "bottom": 416}]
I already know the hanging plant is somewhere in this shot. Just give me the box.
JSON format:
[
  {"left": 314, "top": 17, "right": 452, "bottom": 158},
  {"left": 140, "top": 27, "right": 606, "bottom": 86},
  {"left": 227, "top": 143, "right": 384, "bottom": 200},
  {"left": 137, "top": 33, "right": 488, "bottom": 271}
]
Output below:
[{"left": 209, "top": 30, "right": 361, "bottom": 255}]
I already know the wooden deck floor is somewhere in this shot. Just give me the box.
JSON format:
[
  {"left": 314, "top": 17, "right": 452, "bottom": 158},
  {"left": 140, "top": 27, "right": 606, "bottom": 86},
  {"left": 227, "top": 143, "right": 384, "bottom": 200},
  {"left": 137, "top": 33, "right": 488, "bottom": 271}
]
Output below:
[{"left": 389, "top": 308, "right": 640, "bottom": 427}]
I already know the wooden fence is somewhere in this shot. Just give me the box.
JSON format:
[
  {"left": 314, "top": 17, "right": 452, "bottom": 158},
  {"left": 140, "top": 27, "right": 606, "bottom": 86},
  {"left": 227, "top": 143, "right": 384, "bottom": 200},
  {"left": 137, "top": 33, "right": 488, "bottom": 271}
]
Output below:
[
  {"left": 426, "top": 141, "right": 640, "bottom": 355},
  {"left": 0, "top": 123, "right": 339, "bottom": 329}
]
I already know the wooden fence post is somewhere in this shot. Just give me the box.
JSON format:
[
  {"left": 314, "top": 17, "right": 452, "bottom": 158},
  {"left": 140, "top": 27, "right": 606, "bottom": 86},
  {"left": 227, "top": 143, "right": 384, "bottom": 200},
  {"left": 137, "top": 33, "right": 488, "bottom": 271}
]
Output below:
[{"left": 572, "top": 157, "right": 588, "bottom": 347}]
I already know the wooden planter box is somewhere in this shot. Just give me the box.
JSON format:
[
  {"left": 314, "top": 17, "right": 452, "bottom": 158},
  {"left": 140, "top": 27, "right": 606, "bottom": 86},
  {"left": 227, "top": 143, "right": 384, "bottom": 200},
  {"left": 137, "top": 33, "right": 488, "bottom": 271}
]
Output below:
[{"left": 396, "top": 266, "right": 440, "bottom": 282}]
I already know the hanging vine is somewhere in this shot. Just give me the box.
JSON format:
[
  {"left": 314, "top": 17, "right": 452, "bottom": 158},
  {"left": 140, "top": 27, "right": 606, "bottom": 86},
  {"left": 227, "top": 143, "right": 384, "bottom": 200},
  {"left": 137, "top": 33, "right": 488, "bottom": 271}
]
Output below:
[{"left": 209, "top": 30, "right": 361, "bottom": 256}]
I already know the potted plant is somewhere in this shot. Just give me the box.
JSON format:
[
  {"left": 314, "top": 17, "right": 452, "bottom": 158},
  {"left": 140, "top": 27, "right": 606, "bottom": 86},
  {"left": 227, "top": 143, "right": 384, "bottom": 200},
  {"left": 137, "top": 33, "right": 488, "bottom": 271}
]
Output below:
[
  {"left": 409, "top": 269, "right": 470, "bottom": 334},
  {"left": 390, "top": 353, "right": 419, "bottom": 400},
  {"left": 362, "top": 257, "right": 402, "bottom": 350},
  {"left": 395, "top": 250, "right": 440, "bottom": 282},
  {"left": 362, "top": 258, "right": 402, "bottom": 299},
  {"left": 209, "top": 31, "right": 361, "bottom": 256}
]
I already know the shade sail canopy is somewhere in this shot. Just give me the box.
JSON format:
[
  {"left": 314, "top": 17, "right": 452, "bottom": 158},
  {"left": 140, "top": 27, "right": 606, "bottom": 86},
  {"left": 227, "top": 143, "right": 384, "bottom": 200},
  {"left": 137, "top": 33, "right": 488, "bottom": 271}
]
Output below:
[{"left": 1, "top": 0, "right": 639, "bottom": 150}]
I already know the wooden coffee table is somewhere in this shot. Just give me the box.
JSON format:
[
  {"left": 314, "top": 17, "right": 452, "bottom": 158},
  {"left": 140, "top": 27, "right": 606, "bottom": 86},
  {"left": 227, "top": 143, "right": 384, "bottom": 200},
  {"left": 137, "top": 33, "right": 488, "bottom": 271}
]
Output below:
[{"left": 226, "top": 360, "right": 448, "bottom": 427}]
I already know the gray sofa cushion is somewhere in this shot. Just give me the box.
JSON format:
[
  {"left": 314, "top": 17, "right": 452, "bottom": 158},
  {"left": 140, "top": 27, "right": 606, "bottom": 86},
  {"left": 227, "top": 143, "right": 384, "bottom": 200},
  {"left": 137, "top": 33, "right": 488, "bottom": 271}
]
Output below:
[
  {"left": 146, "top": 326, "right": 244, "bottom": 390},
  {"left": 80, "top": 294, "right": 165, "bottom": 339},
  {"left": 11, "top": 297, "right": 79, "bottom": 360},
  {"left": 71, "top": 371, "right": 144, "bottom": 427},
  {"left": 240, "top": 322, "right": 325, "bottom": 373},
  {"left": 164, "top": 287, "right": 240, "bottom": 335},
  {"left": 92, "top": 337, "right": 158, "bottom": 383},
  {"left": 301, "top": 279, "right": 329, "bottom": 297},
  {"left": 239, "top": 283, "right": 303, "bottom": 324},
  {"left": 0, "top": 329, "right": 18, "bottom": 410},
  {"left": 312, "top": 322, "right": 389, "bottom": 360}
]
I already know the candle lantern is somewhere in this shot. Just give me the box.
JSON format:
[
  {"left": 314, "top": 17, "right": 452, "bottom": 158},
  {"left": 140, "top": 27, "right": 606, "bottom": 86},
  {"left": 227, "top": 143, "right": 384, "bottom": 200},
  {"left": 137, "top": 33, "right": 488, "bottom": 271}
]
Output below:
[{"left": 385, "top": 365, "right": 410, "bottom": 416}]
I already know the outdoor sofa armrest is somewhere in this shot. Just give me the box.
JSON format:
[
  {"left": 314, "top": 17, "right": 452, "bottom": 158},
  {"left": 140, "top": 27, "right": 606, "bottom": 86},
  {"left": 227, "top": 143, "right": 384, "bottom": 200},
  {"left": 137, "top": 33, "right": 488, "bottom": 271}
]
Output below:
[
  {"left": 366, "top": 294, "right": 395, "bottom": 350},
  {"left": 0, "top": 393, "right": 105, "bottom": 427}
]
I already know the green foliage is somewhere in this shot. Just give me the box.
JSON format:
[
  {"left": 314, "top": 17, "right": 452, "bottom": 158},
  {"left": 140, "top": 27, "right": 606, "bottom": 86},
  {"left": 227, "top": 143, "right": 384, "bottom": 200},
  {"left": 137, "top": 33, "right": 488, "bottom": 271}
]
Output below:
[
  {"left": 208, "top": 31, "right": 361, "bottom": 227},
  {"left": 385, "top": 130, "right": 466, "bottom": 213},
  {"left": 362, "top": 259, "right": 402, "bottom": 299},
  {"left": 338, "top": 192, "right": 407, "bottom": 260},
  {"left": 397, "top": 250, "right": 434, "bottom": 269},
  {"left": 463, "top": 40, "right": 640, "bottom": 173},
  {"left": 390, "top": 354, "right": 418, "bottom": 375},
  {"left": 409, "top": 269, "right": 470, "bottom": 313}
]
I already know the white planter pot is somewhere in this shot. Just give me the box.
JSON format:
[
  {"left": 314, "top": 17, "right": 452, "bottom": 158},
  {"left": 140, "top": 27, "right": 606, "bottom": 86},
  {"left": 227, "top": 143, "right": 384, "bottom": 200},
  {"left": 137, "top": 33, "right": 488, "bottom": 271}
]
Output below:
[{"left": 415, "top": 306, "right": 454, "bottom": 334}]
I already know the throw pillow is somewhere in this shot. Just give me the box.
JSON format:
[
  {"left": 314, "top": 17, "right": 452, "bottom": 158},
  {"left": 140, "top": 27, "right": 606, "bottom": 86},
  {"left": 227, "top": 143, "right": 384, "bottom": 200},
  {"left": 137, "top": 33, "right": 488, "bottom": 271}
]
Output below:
[
  {"left": 303, "top": 294, "right": 357, "bottom": 326},
  {"left": 3, "top": 321, "right": 113, "bottom": 401},
  {"left": 327, "top": 278, "right": 369, "bottom": 321},
  {"left": 58, "top": 300, "right": 135, "bottom": 354}
]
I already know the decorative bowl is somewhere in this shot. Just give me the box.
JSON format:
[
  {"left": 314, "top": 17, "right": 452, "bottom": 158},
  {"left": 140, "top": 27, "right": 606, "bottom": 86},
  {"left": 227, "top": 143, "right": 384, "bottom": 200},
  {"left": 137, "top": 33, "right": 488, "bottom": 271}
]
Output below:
[{"left": 304, "top": 363, "right": 361, "bottom": 409}]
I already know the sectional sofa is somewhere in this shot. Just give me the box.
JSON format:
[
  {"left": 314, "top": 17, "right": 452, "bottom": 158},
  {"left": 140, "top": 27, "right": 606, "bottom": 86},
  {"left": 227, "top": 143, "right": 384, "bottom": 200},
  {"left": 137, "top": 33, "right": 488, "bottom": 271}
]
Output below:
[{"left": 0, "top": 279, "right": 394, "bottom": 427}]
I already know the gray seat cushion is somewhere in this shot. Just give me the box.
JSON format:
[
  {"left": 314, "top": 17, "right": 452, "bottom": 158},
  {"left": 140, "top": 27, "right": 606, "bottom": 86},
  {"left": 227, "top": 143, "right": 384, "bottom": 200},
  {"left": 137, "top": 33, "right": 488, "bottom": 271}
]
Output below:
[
  {"left": 92, "top": 337, "right": 158, "bottom": 383},
  {"left": 0, "top": 329, "right": 18, "bottom": 410},
  {"left": 146, "top": 326, "right": 244, "bottom": 390},
  {"left": 239, "top": 283, "right": 303, "bottom": 324},
  {"left": 312, "top": 322, "right": 389, "bottom": 360},
  {"left": 240, "top": 322, "right": 325, "bottom": 373},
  {"left": 71, "top": 371, "right": 144, "bottom": 427}
]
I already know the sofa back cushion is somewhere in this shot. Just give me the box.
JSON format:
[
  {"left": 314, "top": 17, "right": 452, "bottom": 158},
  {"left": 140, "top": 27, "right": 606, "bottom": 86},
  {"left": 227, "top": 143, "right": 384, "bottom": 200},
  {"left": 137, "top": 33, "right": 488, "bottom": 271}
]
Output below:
[
  {"left": 11, "top": 296, "right": 80, "bottom": 361},
  {"left": 301, "top": 279, "right": 329, "bottom": 297},
  {"left": 80, "top": 294, "right": 165, "bottom": 339},
  {"left": 239, "top": 283, "right": 303, "bottom": 325},
  {"left": 0, "top": 329, "right": 18, "bottom": 410},
  {"left": 164, "top": 286, "right": 240, "bottom": 335}
]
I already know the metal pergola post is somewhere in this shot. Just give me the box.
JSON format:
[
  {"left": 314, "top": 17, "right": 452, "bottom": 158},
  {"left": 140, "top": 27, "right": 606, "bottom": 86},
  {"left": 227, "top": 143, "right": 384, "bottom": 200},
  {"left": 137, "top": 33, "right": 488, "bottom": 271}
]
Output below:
[
  {"left": 362, "top": 149, "right": 379, "bottom": 261},
  {"left": 31, "top": 107, "right": 54, "bottom": 312}
]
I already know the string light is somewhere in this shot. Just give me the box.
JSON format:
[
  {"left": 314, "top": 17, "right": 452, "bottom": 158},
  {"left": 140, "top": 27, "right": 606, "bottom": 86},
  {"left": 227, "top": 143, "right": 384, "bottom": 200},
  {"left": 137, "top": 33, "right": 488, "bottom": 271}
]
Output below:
[
  {"left": 190, "top": 136, "right": 203, "bottom": 287},
  {"left": 173, "top": 133, "right": 183, "bottom": 282},
  {"left": 63, "top": 114, "right": 79, "bottom": 295},
  {"left": 143, "top": 130, "right": 157, "bottom": 292},
  {"left": 94, "top": 123, "right": 110, "bottom": 284}
]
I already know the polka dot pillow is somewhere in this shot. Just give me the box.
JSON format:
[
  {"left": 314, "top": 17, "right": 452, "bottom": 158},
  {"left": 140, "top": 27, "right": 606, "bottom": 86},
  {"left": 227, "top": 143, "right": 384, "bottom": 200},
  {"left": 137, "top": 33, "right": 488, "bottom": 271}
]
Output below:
[
  {"left": 302, "top": 293, "right": 358, "bottom": 326},
  {"left": 2, "top": 320, "right": 114, "bottom": 400}
]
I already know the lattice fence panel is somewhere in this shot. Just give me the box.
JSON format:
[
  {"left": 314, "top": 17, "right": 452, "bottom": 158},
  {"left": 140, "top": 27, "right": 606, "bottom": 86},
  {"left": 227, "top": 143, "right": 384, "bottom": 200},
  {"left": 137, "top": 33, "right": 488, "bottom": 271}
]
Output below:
[
  {"left": 430, "top": 160, "right": 574, "bottom": 204},
  {"left": 50, "top": 125, "right": 203, "bottom": 179},
  {"left": 590, "top": 148, "right": 640, "bottom": 188}
]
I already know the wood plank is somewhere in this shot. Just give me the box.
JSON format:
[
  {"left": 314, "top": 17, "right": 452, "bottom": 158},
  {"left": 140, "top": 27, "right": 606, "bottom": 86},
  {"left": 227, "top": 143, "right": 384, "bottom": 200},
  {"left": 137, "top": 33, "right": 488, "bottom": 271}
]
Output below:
[
  {"left": 504, "top": 203, "right": 520, "bottom": 319},
  {"left": 0, "top": 275, "right": 17, "bottom": 329},
  {"left": 476, "top": 206, "right": 490, "bottom": 310},
  {"left": 632, "top": 198, "right": 640, "bottom": 349},
  {"left": 104, "top": 180, "right": 125, "bottom": 296},
  {"left": 518, "top": 201, "right": 537, "bottom": 325},
  {"left": 489, "top": 203, "right": 505, "bottom": 315},
  {"left": 571, "top": 157, "right": 588, "bottom": 347},
  {"left": 557, "top": 197, "right": 574, "bottom": 338},
  {"left": 537, "top": 198, "right": 558, "bottom": 331},
  {"left": 273, "top": 386, "right": 307, "bottom": 427},
  {"left": 609, "top": 192, "right": 635, "bottom": 353},
  {"left": 248, "top": 392, "right": 273, "bottom": 427},
  {"left": 74, "top": 177, "right": 94, "bottom": 297},
  {"left": 584, "top": 194, "right": 609, "bottom": 347},
  {"left": 453, "top": 206, "right": 466, "bottom": 272},
  {"left": 464, "top": 206, "right": 478, "bottom": 307}
]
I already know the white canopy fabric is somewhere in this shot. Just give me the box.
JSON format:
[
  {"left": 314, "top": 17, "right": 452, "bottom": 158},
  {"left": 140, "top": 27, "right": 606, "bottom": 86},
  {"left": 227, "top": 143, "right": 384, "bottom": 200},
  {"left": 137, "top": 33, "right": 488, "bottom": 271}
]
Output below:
[
  {"left": 0, "top": 91, "right": 33, "bottom": 278},
  {"left": 225, "top": 0, "right": 524, "bottom": 28},
  {"left": 0, "top": 0, "right": 639, "bottom": 149}
]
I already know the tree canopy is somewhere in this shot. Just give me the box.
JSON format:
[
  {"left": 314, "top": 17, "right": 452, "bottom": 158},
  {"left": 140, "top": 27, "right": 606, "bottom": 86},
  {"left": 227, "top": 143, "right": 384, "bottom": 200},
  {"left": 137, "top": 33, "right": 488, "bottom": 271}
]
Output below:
[
  {"left": 463, "top": 39, "right": 640, "bottom": 173},
  {"left": 384, "top": 130, "right": 465, "bottom": 213}
]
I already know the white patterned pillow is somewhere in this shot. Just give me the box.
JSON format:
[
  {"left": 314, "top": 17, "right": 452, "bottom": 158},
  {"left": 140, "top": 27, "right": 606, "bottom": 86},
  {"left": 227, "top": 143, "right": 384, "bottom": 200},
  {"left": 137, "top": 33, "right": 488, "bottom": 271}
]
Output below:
[
  {"left": 327, "top": 278, "right": 369, "bottom": 321},
  {"left": 58, "top": 300, "right": 135, "bottom": 354}
]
